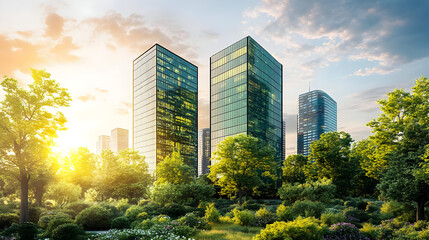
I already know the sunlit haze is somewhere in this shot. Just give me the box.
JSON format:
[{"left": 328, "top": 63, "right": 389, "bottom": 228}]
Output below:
[{"left": 1, "top": 0, "right": 429, "bottom": 155}]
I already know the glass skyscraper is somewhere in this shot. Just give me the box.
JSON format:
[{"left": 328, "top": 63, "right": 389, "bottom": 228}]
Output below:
[
  {"left": 210, "top": 36, "right": 283, "bottom": 160},
  {"left": 197, "top": 128, "right": 211, "bottom": 176},
  {"left": 133, "top": 44, "right": 198, "bottom": 174},
  {"left": 297, "top": 90, "right": 337, "bottom": 156}
]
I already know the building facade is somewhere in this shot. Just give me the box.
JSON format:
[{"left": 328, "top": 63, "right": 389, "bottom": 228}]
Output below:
[
  {"left": 282, "top": 120, "right": 286, "bottom": 160},
  {"left": 110, "top": 128, "right": 129, "bottom": 153},
  {"left": 210, "top": 36, "right": 283, "bottom": 160},
  {"left": 297, "top": 90, "right": 337, "bottom": 156},
  {"left": 133, "top": 44, "right": 198, "bottom": 174},
  {"left": 96, "top": 135, "right": 110, "bottom": 154},
  {"left": 197, "top": 128, "right": 211, "bottom": 176}
]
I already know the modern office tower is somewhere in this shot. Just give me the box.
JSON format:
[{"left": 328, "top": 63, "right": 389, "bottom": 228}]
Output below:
[
  {"left": 210, "top": 36, "right": 283, "bottom": 161},
  {"left": 297, "top": 90, "right": 337, "bottom": 156},
  {"left": 198, "top": 128, "right": 211, "bottom": 176},
  {"left": 282, "top": 120, "right": 286, "bottom": 160},
  {"left": 133, "top": 44, "right": 198, "bottom": 174},
  {"left": 110, "top": 128, "right": 129, "bottom": 153},
  {"left": 96, "top": 135, "right": 110, "bottom": 154}
]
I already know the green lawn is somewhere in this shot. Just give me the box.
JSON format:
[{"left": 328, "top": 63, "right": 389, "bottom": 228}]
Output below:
[{"left": 195, "top": 224, "right": 262, "bottom": 240}]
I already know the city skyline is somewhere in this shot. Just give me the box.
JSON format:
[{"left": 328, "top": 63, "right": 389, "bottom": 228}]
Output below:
[{"left": 1, "top": 0, "right": 428, "bottom": 155}]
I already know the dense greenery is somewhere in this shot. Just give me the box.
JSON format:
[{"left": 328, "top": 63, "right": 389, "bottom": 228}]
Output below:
[{"left": 1, "top": 71, "right": 428, "bottom": 239}]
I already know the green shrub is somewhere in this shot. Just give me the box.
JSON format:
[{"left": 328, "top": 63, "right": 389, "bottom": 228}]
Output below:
[
  {"left": 65, "top": 202, "right": 90, "bottom": 218},
  {"left": 161, "top": 203, "right": 187, "bottom": 218},
  {"left": 356, "top": 200, "right": 368, "bottom": 210},
  {"left": 0, "top": 213, "right": 19, "bottom": 230},
  {"left": 51, "top": 223, "right": 85, "bottom": 240},
  {"left": 254, "top": 217, "right": 326, "bottom": 240},
  {"left": 45, "top": 217, "right": 74, "bottom": 237},
  {"left": 255, "top": 208, "right": 276, "bottom": 227},
  {"left": 1, "top": 222, "right": 39, "bottom": 240},
  {"left": 380, "top": 201, "right": 404, "bottom": 217},
  {"left": 140, "top": 201, "right": 161, "bottom": 216},
  {"left": 325, "top": 223, "right": 369, "bottom": 240},
  {"left": 360, "top": 223, "right": 382, "bottom": 240},
  {"left": 276, "top": 204, "right": 292, "bottom": 221},
  {"left": 111, "top": 216, "right": 130, "bottom": 230},
  {"left": 276, "top": 201, "right": 325, "bottom": 222},
  {"left": 321, "top": 212, "right": 346, "bottom": 226},
  {"left": 242, "top": 200, "right": 261, "bottom": 211},
  {"left": 151, "top": 182, "right": 215, "bottom": 207},
  {"left": 29, "top": 206, "right": 43, "bottom": 223},
  {"left": 125, "top": 205, "right": 146, "bottom": 222},
  {"left": 343, "top": 207, "right": 371, "bottom": 223},
  {"left": 38, "top": 211, "right": 72, "bottom": 229},
  {"left": 177, "top": 212, "right": 210, "bottom": 230},
  {"left": 365, "top": 202, "right": 381, "bottom": 213},
  {"left": 204, "top": 203, "right": 220, "bottom": 224},
  {"left": 232, "top": 208, "right": 255, "bottom": 226},
  {"left": 279, "top": 179, "right": 336, "bottom": 203},
  {"left": 75, "top": 205, "right": 113, "bottom": 230}
]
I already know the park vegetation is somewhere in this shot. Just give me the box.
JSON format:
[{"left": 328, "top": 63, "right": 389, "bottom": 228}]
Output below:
[{"left": 0, "top": 71, "right": 429, "bottom": 239}]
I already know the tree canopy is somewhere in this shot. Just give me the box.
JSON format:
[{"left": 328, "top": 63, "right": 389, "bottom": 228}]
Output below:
[
  {"left": 208, "top": 134, "right": 278, "bottom": 205},
  {"left": 0, "top": 69, "right": 71, "bottom": 223},
  {"left": 155, "top": 151, "right": 194, "bottom": 185}
]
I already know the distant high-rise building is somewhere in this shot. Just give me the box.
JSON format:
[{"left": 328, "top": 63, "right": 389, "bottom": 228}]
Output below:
[
  {"left": 198, "top": 128, "right": 211, "bottom": 176},
  {"left": 210, "top": 36, "right": 283, "bottom": 161},
  {"left": 297, "top": 90, "right": 337, "bottom": 156},
  {"left": 133, "top": 44, "right": 198, "bottom": 174},
  {"left": 110, "top": 128, "right": 129, "bottom": 153},
  {"left": 96, "top": 135, "right": 110, "bottom": 154},
  {"left": 282, "top": 120, "right": 286, "bottom": 160}
]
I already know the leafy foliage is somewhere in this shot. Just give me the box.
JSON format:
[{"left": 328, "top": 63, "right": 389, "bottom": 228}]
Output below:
[
  {"left": 282, "top": 154, "right": 308, "bottom": 184},
  {"left": 209, "top": 134, "right": 279, "bottom": 205},
  {"left": 204, "top": 203, "right": 220, "bottom": 224},
  {"left": 254, "top": 217, "right": 326, "bottom": 240},
  {"left": 51, "top": 223, "right": 85, "bottom": 240},
  {"left": 45, "top": 181, "right": 81, "bottom": 207},
  {"left": 155, "top": 151, "right": 194, "bottom": 185},
  {"left": 278, "top": 178, "right": 336, "bottom": 203},
  {"left": 151, "top": 182, "right": 214, "bottom": 207},
  {"left": 75, "top": 205, "right": 113, "bottom": 230}
]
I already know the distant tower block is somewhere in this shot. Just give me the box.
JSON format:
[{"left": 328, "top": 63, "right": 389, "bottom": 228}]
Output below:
[
  {"left": 96, "top": 135, "right": 110, "bottom": 154},
  {"left": 110, "top": 128, "right": 129, "bottom": 153}
]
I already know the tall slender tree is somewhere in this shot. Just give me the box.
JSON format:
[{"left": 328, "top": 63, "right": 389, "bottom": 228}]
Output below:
[{"left": 0, "top": 69, "right": 71, "bottom": 223}]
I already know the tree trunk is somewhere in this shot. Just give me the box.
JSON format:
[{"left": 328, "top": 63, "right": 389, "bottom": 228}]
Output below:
[
  {"left": 416, "top": 196, "right": 427, "bottom": 221},
  {"left": 19, "top": 169, "right": 30, "bottom": 223},
  {"left": 34, "top": 185, "right": 44, "bottom": 207}
]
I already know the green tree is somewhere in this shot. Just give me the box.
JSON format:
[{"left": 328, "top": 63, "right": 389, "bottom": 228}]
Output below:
[
  {"left": 0, "top": 69, "right": 71, "bottom": 223},
  {"left": 61, "top": 147, "right": 97, "bottom": 194},
  {"left": 155, "top": 151, "right": 194, "bottom": 185},
  {"left": 282, "top": 154, "right": 307, "bottom": 184},
  {"left": 208, "top": 134, "right": 278, "bottom": 205},
  {"left": 305, "top": 131, "right": 358, "bottom": 197},
  {"left": 29, "top": 155, "right": 59, "bottom": 206},
  {"left": 45, "top": 181, "right": 81, "bottom": 207},
  {"left": 368, "top": 77, "right": 429, "bottom": 221},
  {"left": 349, "top": 140, "right": 379, "bottom": 196},
  {"left": 96, "top": 149, "right": 152, "bottom": 201}
]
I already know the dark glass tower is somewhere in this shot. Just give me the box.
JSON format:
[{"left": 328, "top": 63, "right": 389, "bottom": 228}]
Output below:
[
  {"left": 210, "top": 36, "right": 283, "bottom": 160},
  {"left": 133, "top": 44, "right": 198, "bottom": 174},
  {"left": 197, "top": 128, "right": 211, "bottom": 176},
  {"left": 297, "top": 90, "right": 337, "bottom": 156}
]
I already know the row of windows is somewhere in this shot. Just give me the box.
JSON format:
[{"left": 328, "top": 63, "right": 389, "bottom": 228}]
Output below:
[
  {"left": 134, "top": 47, "right": 156, "bottom": 67},
  {"left": 248, "top": 64, "right": 281, "bottom": 94},
  {"left": 211, "top": 84, "right": 246, "bottom": 108},
  {"left": 134, "top": 68, "right": 156, "bottom": 87},
  {"left": 157, "top": 66, "right": 197, "bottom": 90},
  {"left": 211, "top": 91, "right": 246, "bottom": 110},
  {"left": 212, "top": 63, "right": 247, "bottom": 85},
  {"left": 248, "top": 39, "right": 282, "bottom": 70},
  {"left": 211, "top": 124, "right": 247, "bottom": 141},
  {"left": 249, "top": 46, "right": 282, "bottom": 77},
  {"left": 211, "top": 46, "right": 247, "bottom": 70},
  {"left": 211, "top": 38, "right": 247, "bottom": 63},
  {"left": 211, "top": 54, "right": 247, "bottom": 78},
  {"left": 156, "top": 47, "right": 197, "bottom": 75},
  {"left": 211, "top": 72, "right": 246, "bottom": 98},
  {"left": 134, "top": 59, "right": 156, "bottom": 81},
  {"left": 211, "top": 99, "right": 246, "bottom": 117},
  {"left": 212, "top": 107, "right": 246, "bottom": 124},
  {"left": 212, "top": 115, "right": 246, "bottom": 132}
]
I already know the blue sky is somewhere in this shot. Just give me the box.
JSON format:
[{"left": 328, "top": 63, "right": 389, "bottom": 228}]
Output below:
[{"left": 1, "top": 0, "right": 428, "bottom": 155}]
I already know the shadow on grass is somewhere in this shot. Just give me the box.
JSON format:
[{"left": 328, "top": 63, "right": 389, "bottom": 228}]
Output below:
[{"left": 195, "top": 224, "right": 262, "bottom": 240}]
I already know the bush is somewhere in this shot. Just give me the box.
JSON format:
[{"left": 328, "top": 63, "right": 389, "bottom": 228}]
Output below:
[
  {"left": 254, "top": 217, "right": 326, "bottom": 240},
  {"left": 0, "top": 213, "right": 19, "bottom": 230},
  {"left": 51, "top": 223, "right": 85, "bottom": 240},
  {"left": 242, "top": 200, "right": 261, "bottom": 211},
  {"left": 365, "top": 201, "right": 381, "bottom": 213},
  {"left": 38, "top": 211, "right": 72, "bottom": 229},
  {"left": 29, "top": 206, "right": 43, "bottom": 223},
  {"left": 160, "top": 203, "right": 187, "bottom": 218},
  {"left": 1, "top": 222, "right": 39, "bottom": 240},
  {"left": 360, "top": 223, "right": 382, "bottom": 240},
  {"left": 321, "top": 212, "right": 346, "bottom": 226},
  {"left": 325, "top": 222, "right": 369, "bottom": 240},
  {"left": 44, "top": 217, "right": 74, "bottom": 237},
  {"left": 111, "top": 216, "right": 130, "bottom": 230},
  {"left": 151, "top": 182, "right": 215, "bottom": 206},
  {"left": 125, "top": 205, "right": 146, "bottom": 222},
  {"left": 254, "top": 208, "right": 276, "bottom": 227},
  {"left": 65, "top": 202, "right": 90, "bottom": 218},
  {"left": 92, "top": 228, "right": 192, "bottom": 240},
  {"left": 204, "top": 203, "right": 220, "bottom": 224},
  {"left": 277, "top": 201, "right": 325, "bottom": 221},
  {"left": 75, "top": 205, "right": 113, "bottom": 230},
  {"left": 177, "top": 212, "right": 210, "bottom": 230},
  {"left": 279, "top": 179, "right": 336, "bottom": 203},
  {"left": 232, "top": 208, "right": 255, "bottom": 226},
  {"left": 343, "top": 207, "right": 371, "bottom": 223},
  {"left": 140, "top": 201, "right": 161, "bottom": 216}
]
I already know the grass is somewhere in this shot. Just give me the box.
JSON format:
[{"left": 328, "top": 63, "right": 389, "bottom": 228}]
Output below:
[{"left": 195, "top": 223, "right": 262, "bottom": 240}]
